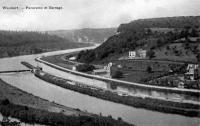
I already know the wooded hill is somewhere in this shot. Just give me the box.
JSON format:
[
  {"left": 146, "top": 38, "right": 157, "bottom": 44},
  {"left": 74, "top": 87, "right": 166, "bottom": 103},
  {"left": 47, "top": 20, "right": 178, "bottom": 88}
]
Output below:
[
  {"left": 76, "top": 16, "right": 200, "bottom": 63},
  {"left": 0, "top": 30, "right": 91, "bottom": 58},
  {"left": 48, "top": 28, "right": 116, "bottom": 43}
]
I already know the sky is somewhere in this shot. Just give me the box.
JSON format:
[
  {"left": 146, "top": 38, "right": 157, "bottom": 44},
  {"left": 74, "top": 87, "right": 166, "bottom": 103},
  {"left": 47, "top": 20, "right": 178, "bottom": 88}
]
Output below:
[{"left": 0, "top": 0, "right": 200, "bottom": 31}]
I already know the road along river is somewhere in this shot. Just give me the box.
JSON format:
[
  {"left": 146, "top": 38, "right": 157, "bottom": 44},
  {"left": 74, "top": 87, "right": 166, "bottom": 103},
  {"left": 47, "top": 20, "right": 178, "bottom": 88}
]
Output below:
[
  {"left": 37, "top": 56, "right": 200, "bottom": 104},
  {"left": 0, "top": 47, "right": 199, "bottom": 126}
]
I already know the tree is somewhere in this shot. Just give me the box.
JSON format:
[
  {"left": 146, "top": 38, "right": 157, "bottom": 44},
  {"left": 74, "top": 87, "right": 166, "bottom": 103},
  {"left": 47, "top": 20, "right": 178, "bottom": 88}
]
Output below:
[
  {"left": 76, "top": 64, "right": 95, "bottom": 72},
  {"left": 166, "top": 46, "right": 170, "bottom": 50},
  {"left": 156, "top": 39, "right": 165, "bottom": 47},
  {"left": 190, "top": 28, "right": 199, "bottom": 37},
  {"left": 1, "top": 99, "right": 10, "bottom": 105},
  {"left": 146, "top": 66, "right": 153, "bottom": 73},
  {"left": 147, "top": 50, "right": 155, "bottom": 59},
  {"left": 112, "top": 70, "right": 123, "bottom": 78},
  {"left": 196, "top": 54, "right": 200, "bottom": 62}
]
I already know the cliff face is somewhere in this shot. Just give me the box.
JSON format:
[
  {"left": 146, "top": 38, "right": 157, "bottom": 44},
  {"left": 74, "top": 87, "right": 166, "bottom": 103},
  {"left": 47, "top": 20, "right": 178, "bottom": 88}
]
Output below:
[{"left": 76, "top": 16, "right": 200, "bottom": 63}]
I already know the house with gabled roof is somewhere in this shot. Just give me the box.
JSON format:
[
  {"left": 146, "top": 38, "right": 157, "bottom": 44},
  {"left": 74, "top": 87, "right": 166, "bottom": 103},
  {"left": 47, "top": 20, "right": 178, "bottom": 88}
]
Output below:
[{"left": 185, "top": 64, "right": 199, "bottom": 80}]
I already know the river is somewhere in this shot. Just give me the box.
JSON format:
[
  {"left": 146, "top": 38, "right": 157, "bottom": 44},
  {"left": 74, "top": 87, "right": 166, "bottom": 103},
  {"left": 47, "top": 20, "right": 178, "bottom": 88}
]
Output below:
[{"left": 0, "top": 47, "right": 199, "bottom": 126}]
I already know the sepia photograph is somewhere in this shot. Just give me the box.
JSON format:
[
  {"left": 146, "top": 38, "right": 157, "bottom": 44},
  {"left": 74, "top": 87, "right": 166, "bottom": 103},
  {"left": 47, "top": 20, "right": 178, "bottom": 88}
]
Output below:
[{"left": 0, "top": 0, "right": 200, "bottom": 126}]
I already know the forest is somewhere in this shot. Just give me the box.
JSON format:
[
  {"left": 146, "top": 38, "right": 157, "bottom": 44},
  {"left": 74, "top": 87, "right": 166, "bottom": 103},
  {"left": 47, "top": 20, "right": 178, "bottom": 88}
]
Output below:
[{"left": 0, "top": 30, "right": 91, "bottom": 58}]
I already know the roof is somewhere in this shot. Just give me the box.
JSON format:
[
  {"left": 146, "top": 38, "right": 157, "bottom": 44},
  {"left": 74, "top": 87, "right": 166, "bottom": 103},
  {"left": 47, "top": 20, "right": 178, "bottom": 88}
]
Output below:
[
  {"left": 187, "top": 64, "right": 199, "bottom": 70},
  {"left": 69, "top": 57, "right": 76, "bottom": 60}
]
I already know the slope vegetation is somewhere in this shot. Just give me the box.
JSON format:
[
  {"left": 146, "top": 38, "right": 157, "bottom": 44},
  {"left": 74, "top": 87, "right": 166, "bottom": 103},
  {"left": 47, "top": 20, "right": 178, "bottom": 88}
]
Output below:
[
  {"left": 76, "top": 16, "right": 200, "bottom": 63},
  {"left": 0, "top": 30, "right": 91, "bottom": 58}
]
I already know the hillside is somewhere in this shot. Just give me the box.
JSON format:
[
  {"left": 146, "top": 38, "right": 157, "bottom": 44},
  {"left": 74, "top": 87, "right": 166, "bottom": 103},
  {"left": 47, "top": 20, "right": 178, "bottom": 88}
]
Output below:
[
  {"left": 48, "top": 28, "right": 116, "bottom": 43},
  {"left": 0, "top": 30, "right": 91, "bottom": 58},
  {"left": 118, "top": 16, "right": 200, "bottom": 32},
  {"left": 76, "top": 16, "right": 200, "bottom": 63}
]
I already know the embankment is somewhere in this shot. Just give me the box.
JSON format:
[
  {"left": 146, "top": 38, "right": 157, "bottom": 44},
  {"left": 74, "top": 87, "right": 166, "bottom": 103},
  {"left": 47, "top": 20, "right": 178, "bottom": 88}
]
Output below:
[
  {"left": 36, "top": 57, "right": 200, "bottom": 96},
  {"left": 34, "top": 70, "right": 200, "bottom": 117}
]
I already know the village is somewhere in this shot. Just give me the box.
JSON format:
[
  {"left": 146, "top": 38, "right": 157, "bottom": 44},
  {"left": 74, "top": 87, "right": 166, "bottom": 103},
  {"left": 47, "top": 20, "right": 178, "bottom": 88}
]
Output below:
[{"left": 68, "top": 48, "right": 200, "bottom": 90}]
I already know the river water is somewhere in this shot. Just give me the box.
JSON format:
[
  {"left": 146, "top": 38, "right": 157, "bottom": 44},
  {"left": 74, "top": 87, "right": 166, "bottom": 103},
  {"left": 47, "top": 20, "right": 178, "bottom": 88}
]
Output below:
[{"left": 0, "top": 47, "right": 199, "bottom": 126}]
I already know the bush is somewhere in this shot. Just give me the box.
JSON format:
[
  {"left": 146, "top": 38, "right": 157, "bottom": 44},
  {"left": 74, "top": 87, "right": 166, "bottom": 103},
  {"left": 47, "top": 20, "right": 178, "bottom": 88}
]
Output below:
[
  {"left": 146, "top": 66, "right": 153, "bottom": 73},
  {"left": 1, "top": 99, "right": 10, "bottom": 105},
  {"left": 76, "top": 64, "right": 95, "bottom": 72},
  {"left": 196, "top": 54, "right": 200, "bottom": 62},
  {"left": 168, "top": 64, "right": 187, "bottom": 74},
  {"left": 147, "top": 50, "right": 155, "bottom": 59},
  {"left": 112, "top": 70, "right": 123, "bottom": 78}
]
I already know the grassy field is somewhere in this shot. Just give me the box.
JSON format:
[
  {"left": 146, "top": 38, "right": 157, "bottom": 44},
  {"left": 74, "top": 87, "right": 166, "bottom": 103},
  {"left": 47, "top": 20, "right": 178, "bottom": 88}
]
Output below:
[
  {"left": 111, "top": 60, "right": 180, "bottom": 83},
  {"left": 154, "top": 42, "right": 199, "bottom": 62},
  {"left": 120, "top": 70, "right": 166, "bottom": 83},
  {"left": 42, "top": 54, "right": 75, "bottom": 70}
]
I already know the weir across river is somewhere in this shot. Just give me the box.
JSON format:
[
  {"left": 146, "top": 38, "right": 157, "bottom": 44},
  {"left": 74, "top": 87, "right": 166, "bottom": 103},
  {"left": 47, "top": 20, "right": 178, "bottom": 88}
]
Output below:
[{"left": 0, "top": 70, "right": 30, "bottom": 73}]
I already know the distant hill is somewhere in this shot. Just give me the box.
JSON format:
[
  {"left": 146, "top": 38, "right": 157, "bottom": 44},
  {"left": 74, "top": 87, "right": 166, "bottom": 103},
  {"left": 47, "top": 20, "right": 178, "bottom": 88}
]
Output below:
[
  {"left": 48, "top": 28, "right": 116, "bottom": 43},
  {"left": 118, "top": 16, "right": 200, "bottom": 32},
  {"left": 0, "top": 30, "right": 91, "bottom": 58},
  {"left": 76, "top": 16, "right": 200, "bottom": 63}
]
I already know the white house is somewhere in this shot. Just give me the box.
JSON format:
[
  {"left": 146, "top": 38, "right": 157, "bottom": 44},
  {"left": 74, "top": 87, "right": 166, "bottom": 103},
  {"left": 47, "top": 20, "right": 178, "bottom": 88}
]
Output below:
[
  {"left": 128, "top": 49, "right": 146, "bottom": 59},
  {"left": 129, "top": 51, "right": 136, "bottom": 59},
  {"left": 72, "top": 66, "right": 76, "bottom": 71},
  {"left": 69, "top": 56, "right": 76, "bottom": 61},
  {"left": 93, "top": 62, "right": 113, "bottom": 78}
]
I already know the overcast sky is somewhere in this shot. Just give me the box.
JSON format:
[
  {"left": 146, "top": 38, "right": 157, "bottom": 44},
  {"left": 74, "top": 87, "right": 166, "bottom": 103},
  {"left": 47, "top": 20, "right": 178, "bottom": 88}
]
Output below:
[{"left": 0, "top": 0, "right": 199, "bottom": 31}]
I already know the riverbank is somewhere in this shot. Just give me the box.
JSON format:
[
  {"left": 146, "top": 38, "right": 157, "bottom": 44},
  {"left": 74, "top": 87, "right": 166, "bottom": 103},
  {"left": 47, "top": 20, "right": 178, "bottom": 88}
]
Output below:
[
  {"left": 0, "top": 78, "right": 87, "bottom": 116},
  {"left": 33, "top": 68, "right": 200, "bottom": 117},
  {"left": 0, "top": 78, "right": 133, "bottom": 126}
]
